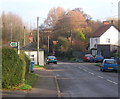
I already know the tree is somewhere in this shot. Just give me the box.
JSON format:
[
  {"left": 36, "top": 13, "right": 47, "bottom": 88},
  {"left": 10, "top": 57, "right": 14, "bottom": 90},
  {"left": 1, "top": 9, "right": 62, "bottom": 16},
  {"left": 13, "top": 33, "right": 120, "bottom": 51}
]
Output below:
[
  {"left": 44, "top": 7, "right": 65, "bottom": 28},
  {"left": 1, "top": 12, "right": 29, "bottom": 46}
]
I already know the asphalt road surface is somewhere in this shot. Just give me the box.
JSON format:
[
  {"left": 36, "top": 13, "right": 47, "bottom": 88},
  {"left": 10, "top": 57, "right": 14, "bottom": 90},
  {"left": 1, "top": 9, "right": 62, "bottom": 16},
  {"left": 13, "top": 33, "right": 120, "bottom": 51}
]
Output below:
[{"left": 48, "top": 62, "right": 118, "bottom": 98}]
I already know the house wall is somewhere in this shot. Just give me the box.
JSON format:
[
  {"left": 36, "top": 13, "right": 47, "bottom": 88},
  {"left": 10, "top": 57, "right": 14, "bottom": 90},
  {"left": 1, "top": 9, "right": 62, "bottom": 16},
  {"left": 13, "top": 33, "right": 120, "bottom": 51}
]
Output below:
[
  {"left": 90, "top": 37, "right": 100, "bottom": 49},
  {"left": 100, "top": 26, "right": 119, "bottom": 45},
  {"left": 25, "top": 51, "right": 44, "bottom": 66}
]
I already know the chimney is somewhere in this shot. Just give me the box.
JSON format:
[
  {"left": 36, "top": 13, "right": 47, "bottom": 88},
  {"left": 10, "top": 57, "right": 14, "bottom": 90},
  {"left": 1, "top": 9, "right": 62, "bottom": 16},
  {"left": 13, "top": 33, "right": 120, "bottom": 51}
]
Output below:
[
  {"left": 111, "top": 20, "right": 114, "bottom": 25},
  {"left": 103, "top": 21, "right": 110, "bottom": 25}
]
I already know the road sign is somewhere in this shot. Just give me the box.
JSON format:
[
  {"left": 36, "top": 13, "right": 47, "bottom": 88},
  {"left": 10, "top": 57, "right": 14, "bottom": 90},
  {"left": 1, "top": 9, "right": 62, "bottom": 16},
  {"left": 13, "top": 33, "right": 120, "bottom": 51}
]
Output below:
[{"left": 10, "top": 42, "right": 18, "bottom": 47}]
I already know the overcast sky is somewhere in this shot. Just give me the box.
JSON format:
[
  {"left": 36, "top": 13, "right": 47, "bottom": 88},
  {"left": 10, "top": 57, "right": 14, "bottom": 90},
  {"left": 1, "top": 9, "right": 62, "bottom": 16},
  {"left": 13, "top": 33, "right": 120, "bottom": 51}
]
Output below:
[{"left": 1, "top": 0, "right": 119, "bottom": 28}]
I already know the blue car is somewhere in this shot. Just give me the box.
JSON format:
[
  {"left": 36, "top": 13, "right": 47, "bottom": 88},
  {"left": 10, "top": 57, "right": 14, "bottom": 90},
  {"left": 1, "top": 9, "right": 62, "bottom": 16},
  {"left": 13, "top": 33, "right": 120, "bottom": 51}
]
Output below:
[
  {"left": 94, "top": 55, "right": 104, "bottom": 63},
  {"left": 100, "top": 59, "right": 118, "bottom": 72},
  {"left": 46, "top": 56, "right": 57, "bottom": 64}
]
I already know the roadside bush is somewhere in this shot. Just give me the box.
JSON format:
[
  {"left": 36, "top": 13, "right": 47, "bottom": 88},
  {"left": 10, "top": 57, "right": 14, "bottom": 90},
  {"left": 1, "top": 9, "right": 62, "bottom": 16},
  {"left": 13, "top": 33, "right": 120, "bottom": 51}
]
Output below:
[
  {"left": 19, "top": 50, "right": 30, "bottom": 76},
  {"left": 2, "top": 47, "right": 25, "bottom": 88}
]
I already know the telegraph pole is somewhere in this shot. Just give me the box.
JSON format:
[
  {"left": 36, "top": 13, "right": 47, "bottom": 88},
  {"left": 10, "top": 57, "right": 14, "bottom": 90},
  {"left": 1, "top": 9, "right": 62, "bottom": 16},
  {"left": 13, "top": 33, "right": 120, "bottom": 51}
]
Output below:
[
  {"left": 23, "top": 26, "right": 25, "bottom": 46},
  {"left": 48, "top": 34, "right": 50, "bottom": 53},
  {"left": 37, "top": 17, "right": 40, "bottom": 65},
  {"left": 10, "top": 23, "right": 12, "bottom": 42}
]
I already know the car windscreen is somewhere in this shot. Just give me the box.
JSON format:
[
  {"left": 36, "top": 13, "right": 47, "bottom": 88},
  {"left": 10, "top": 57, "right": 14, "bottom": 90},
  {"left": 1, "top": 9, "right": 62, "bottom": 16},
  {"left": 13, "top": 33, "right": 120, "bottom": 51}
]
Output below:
[
  {"left": 104, "top": 60, "right": 117, "bottom": 64},
  {"left": 48, "top": 56, "right": 56, "bottom": 59}
]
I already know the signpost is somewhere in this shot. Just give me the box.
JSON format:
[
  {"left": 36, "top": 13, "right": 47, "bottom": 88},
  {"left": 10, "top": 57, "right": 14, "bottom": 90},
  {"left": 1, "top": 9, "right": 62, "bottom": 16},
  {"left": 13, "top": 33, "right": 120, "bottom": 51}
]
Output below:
[
  {"left": 10, "top": 42, "right": 20, "bottom": 54},
  {"left": 10, "top": 42, "right": 17, "bottom": 47}
]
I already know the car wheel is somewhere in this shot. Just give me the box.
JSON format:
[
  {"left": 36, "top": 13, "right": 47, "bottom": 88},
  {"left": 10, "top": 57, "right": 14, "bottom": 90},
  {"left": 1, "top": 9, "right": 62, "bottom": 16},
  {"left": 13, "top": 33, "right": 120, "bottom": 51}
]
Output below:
[
  {"left": 55, "top": 62, "right": 57, "bottom": 64},
  {"left": 102, "top": 68, "right": 105, "bottom": 72}
]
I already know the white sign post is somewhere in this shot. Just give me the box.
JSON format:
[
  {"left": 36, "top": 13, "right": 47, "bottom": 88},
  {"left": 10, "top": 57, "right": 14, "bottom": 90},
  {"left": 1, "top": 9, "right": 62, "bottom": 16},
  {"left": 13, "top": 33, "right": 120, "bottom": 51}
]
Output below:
[{"left": 10, "top": 42, "right": 20, "bottom": 54}]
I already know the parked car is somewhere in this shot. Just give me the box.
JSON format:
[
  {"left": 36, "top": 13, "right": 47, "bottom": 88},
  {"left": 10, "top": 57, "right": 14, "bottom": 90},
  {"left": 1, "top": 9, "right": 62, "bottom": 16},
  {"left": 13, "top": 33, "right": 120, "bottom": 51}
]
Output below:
[
  {"left": 83, "top": 54, "right": 94, "bottom": 62},
  {"left": 94, "top": 55, "right": 104, "bottom": 63},
  {"left": 100, "top": 59, "right": 118, "bottom": 72},
  {"left": 114, "top": 57, "right": 120, "bottom": 65},
  {"left": 46, "top": 56, "right": 57, "bottom": 64}
]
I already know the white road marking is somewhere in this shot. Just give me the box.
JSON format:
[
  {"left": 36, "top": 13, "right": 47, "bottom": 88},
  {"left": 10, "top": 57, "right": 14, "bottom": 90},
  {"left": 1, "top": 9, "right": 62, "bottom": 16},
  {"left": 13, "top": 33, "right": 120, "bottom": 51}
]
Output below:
[
  {"left": 107, "top": 79, "right": 118, "bottom": 85},
  {"left": 87, "top": 72, "right": 95, "bottom": 75},
  {"left": 112, "top": 82, "right": 118, "bottom": 85},
  {"left": 56, "top": 74, "right": 60, "bottom": 76},
  {"left": 83, "top": 69, "right": 87, "bottom": 72},
  {"left": 90, "top": 73, "right": 95, "bottom": 75},
  {"left": 98, "top": 76, "right": 104, "bottom": 78}
]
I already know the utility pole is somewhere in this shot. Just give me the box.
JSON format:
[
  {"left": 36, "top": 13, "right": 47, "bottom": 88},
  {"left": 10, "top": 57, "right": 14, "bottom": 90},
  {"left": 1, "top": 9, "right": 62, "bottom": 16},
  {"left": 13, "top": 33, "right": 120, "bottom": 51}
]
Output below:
[
  {"left": 48, "top": 34, "right": 50, "bottom": 53},
  {"left": 70, "top": 30, "right": 72, "bottom": 50},
  {"left": 23, "top": 26, "right": 25, "bottom": 46},
  {"left": 37, "top": 17, "right": 40, "bottom": 65},
  {"left": 10, "top": 23, "right": 12, "bottom": 42}
]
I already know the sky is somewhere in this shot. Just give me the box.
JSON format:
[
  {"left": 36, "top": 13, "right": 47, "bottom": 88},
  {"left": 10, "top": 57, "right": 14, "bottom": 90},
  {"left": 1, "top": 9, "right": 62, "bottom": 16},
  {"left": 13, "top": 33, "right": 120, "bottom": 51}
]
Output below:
[{"left": 0, "top": 0, "right": 119, "bottom": 28}]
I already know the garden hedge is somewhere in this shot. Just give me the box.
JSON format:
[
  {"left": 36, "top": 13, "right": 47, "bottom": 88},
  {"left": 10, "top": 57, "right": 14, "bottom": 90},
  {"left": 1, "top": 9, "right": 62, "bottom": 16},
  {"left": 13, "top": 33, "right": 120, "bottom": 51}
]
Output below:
[
  {"left": 2, "top": 47, "right": 30, "bottom": 88},
  {"left": 19, "top": 50, "right": 30, "bottom": 76}
]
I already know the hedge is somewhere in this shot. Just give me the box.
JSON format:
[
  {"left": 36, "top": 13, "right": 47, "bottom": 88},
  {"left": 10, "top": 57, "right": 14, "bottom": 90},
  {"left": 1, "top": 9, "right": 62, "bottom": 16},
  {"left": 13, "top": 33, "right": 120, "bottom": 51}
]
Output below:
[
  {"left": 19, "top": 50, "right": 30, "bottom": 76},
  {"left": 2, "top": 47, "right": 30, "bottom": 88}
]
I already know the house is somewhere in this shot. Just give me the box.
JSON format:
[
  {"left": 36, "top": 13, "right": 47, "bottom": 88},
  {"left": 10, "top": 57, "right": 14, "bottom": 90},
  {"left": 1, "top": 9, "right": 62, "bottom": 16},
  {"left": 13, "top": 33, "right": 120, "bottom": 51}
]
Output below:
[
  {"left": 90, "top": 24, "right": 120, "bottom": 58},
  {"left": 21, "top": 42, "right": 44, "bottom": 66}
]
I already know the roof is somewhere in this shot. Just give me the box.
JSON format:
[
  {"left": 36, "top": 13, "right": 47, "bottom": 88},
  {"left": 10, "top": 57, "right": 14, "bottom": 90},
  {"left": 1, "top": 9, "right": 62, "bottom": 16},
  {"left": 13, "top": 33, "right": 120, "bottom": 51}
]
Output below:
[
  {"left": 91, "top": 25, "right": 119, "bottom": 38},
  {"left": 21, "top": 42, "right": 44, "bottom": 51}
]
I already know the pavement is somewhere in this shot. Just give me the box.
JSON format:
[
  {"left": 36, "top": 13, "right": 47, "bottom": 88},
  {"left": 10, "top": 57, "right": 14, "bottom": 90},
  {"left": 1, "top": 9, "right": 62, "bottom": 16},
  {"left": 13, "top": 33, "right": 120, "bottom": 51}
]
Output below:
[{"left": 2, "top": 66, "right": 58, "bottom": 98}]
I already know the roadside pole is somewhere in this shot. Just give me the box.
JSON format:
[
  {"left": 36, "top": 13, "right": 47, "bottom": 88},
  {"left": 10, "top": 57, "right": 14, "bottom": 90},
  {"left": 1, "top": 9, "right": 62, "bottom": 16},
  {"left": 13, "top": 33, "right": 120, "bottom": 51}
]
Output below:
[
  {"left": 37, "top": 17, "right": 40, "bottom": 65},
  {"left": 17, "top": 42, "right": 20, "bottom": 54}
]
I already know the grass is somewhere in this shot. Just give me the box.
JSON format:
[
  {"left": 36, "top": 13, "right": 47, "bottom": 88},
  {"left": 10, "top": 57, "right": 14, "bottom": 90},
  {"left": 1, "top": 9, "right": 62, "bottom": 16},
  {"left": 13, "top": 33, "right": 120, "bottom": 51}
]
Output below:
[
  {"left": 95, "top": 63, "right": 101, "bottom": 67},
  {"left": 34, "top": 64, "right": 45, "bottom": 68},
  {"left": 10, "top": 73, "right": 39, "bottom": 90},
  {"left": 19, "top": 73, "right": 39, "bottom": 90}
]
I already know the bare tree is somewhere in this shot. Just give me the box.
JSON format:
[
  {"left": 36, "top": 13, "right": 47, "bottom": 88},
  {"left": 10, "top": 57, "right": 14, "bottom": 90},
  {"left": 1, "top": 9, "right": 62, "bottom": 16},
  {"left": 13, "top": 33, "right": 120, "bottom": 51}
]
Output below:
[{"left": 1, "top": 12, "right": 29, "bottom": 46}]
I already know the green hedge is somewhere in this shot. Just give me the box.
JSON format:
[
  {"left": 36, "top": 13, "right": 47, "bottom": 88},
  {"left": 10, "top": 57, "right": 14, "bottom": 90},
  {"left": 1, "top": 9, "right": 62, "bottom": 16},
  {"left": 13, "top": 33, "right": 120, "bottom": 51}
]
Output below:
[
  {"left": 2, "top": 47, "right": 30, "bottom": 88},
  {"left": 19, "top": 51, "right": 30, "bottom": 76}
]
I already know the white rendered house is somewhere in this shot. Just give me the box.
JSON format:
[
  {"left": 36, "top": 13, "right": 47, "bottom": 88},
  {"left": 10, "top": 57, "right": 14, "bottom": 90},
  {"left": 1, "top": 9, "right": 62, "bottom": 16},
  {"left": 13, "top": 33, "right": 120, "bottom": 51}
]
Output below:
[{"left": 90, "top": 24, "right": 120, "bottom": 57}]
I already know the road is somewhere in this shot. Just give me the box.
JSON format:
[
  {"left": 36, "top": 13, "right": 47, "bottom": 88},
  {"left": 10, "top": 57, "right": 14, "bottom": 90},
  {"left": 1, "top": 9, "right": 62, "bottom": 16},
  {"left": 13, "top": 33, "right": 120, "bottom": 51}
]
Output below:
[{"left": 48, "top": 62, "right": 118, "bottom": 98}]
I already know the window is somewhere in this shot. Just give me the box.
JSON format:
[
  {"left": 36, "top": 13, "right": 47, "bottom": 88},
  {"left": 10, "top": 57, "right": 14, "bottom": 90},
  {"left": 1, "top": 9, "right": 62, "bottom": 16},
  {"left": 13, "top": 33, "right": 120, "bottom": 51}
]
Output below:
[
  {"left": 106, "top": 38, "right": 110, "bottom": 43},
  {"left": 95, "top": 39, "right": 98, "bottom": 43}
]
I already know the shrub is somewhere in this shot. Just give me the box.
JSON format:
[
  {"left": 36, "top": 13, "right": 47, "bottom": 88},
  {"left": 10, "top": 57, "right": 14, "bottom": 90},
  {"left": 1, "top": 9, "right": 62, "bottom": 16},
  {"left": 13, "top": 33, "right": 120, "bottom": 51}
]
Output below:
[
  {"left": 2, "top": 47, "right": 25, "bottom": 88},
  {"left": 19, "top": 51, "right": 30, "bottom": 76}
]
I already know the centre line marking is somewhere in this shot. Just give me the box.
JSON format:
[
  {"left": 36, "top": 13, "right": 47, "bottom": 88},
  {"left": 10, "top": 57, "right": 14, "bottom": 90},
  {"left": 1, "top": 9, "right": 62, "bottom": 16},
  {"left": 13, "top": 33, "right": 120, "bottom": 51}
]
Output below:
[
  {"left": 107, "top": 79, "right": 113, "bottom": 83},
  {"left": 83, "top": 69, "right": 87, "bottom": 71},
  {"left": 91, "top": 73, "right": 95, "bottom": 75},
  {"left": 112, "top": 82, "right": 118, "bottom": 85},
  {"left": 106, "top": 79, "right": 118, "bottom": 85},
  {"left": 98, "top": 76, "right": 104, "bottom": 78}
]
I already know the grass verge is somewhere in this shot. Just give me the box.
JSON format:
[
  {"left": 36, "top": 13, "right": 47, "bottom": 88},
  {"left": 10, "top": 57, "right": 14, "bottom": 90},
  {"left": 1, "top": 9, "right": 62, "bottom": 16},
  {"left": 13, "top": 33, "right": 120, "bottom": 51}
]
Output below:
[
  {"left": 34, "top": 64, "right": 45, "bottom": 68},
  {"left": 4, "top": 73, "right": 39, "bottom": 91},
  {"left": 17, "top": 73, "right": 39, "bottom": 90},
  {"left": 95, "top": 63, "right": 101, "bottom": 67}
]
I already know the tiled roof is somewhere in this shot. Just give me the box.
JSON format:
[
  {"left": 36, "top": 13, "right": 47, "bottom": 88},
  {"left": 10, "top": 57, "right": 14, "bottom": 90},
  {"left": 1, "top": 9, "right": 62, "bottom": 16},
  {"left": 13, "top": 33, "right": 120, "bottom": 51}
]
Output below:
[
  {"left": 91, "top": 25, "right": 119, "bottom": 37},
  {"left": 21, "top": 42, "right": 43, "bottom": 51}
]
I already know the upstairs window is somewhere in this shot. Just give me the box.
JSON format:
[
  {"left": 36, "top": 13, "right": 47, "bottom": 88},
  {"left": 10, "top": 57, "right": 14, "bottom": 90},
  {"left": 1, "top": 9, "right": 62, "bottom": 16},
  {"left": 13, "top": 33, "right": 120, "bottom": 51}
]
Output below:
[{"left": 106, "top": 38, "right": 110, "bottom": 43}]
